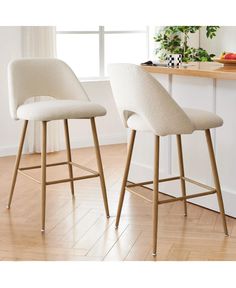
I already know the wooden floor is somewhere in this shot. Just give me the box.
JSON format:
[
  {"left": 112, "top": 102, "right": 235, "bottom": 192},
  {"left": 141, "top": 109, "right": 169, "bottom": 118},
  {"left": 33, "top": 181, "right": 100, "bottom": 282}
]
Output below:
[{"left": 0, "top": 143, "right": 236, "bottom": 261}]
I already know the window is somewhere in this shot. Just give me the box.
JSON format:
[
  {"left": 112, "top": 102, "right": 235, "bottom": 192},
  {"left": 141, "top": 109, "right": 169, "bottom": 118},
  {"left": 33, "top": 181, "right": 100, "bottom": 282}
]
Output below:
[{"left": 56, "top": 26, "right": 150, "bottom": 80}]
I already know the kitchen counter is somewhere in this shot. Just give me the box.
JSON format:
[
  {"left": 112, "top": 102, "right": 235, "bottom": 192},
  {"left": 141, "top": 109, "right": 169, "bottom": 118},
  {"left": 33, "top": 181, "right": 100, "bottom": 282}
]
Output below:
[{"left": 143, "top": 62, "right": 236, "bottom": 80}]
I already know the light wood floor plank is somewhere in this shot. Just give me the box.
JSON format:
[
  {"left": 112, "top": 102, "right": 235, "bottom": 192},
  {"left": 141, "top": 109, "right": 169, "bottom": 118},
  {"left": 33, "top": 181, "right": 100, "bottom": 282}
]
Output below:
[
  {"left": 0, "top": 143, "right": 235, "bottom": 261},
  {"left": 103, "top": 226, "right": 142, "bottom": 261},
  {"left": 86, "top": 221, "right": 128, "bottom": 258}
]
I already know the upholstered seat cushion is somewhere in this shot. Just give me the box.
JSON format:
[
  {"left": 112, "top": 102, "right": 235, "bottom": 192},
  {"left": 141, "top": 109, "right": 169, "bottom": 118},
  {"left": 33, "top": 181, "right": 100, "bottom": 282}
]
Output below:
[
  {"left": 17, "top": 99, "right": 106, "bottom": 121},
  {"left": 127, "top": 108, "right": 223, "bottom": 134},
  {"left": 183, "top": 108, "right": 223, "bottom": 130}
]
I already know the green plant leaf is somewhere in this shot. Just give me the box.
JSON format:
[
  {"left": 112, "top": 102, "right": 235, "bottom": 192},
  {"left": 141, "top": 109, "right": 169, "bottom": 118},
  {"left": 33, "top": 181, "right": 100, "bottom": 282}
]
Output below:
[{"left": 154, "top": 26, "right": 219, "bottom": 62}]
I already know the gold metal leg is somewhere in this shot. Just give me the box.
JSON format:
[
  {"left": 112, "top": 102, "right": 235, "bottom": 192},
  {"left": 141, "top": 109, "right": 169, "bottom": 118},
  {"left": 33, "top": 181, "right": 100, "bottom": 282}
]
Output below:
[
  {"left": 115, "top": 130, "right": 136, "bottom": 228},
  {"left": 41, "top": 121, "right": 47, "bottom": 232},
  {"left": 152, "top": 135, "right": 160, "bottom": 256},
  {"left": 90, "top": 117, "right": 110, "bottom": 218},
  {"left": 7, "top": 120, "right": 28, "bottom": 209},
  {"left": 64, "top": 119, "right": 75, "bottom": 197},
  {"left": 176, "top": 135, "right": 187, "bottom": 216},
  {"left": 205, "top": 129, "right": 228, "bottom": 235}
]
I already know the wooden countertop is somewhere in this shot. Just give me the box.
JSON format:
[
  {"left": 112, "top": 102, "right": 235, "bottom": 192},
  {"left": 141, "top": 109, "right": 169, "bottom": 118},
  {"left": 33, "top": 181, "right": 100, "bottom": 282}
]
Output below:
[{"left": 142, "top": 62, "right": 236, "bottom": 80}]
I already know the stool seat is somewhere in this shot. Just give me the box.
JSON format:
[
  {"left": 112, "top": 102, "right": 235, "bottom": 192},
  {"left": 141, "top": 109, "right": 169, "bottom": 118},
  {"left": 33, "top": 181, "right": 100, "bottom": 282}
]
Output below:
[
  {"left": 127, "top": 108, "right": 223, "bottom": 134},
  {"left": 7, "top": 58, "right": 110, "bottom": 232},
  {"left": 184, "top": 108, "right": 223, "bottom": 130},
  {"left": 17, "top": 99, "right": 107, "bottom": 121},
  {"left": 108, "top": 63, "right": 228, "bottom": 255}
]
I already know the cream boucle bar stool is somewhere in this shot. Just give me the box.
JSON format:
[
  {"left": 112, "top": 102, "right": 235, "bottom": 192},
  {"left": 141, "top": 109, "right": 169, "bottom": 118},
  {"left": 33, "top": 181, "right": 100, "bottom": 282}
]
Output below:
[
  {"left": 108, "top": 63, "right": 228, "bottom": 256},
  {"left": 7, "top": 58, "right": 109, "bottom": 231}
]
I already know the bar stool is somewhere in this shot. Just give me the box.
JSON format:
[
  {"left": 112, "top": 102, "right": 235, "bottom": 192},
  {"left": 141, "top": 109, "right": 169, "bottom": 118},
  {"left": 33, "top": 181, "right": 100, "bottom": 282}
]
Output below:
[
  {"left": 108, "top": 63, "right": 228, "bottom": 256},
  {"left": 7, "top": 58, "right": 110, "bottom": 231}
]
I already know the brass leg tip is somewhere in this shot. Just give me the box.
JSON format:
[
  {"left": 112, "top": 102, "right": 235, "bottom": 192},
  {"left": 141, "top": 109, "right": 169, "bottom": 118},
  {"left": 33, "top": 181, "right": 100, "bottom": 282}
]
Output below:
[
  {"left": 106, "top": 215, "right": 110, "bottom": 219},
  {"left": 41, "top": 228, "right": 45, "bottom": 233},
  {"left": 115, "top": 225, "right": 118, "bottom": 229},
  {"left": 152, "top": 253, "right": 157, "bottom": 257},
  {"left": 6, "top": 205, "right": 10, "bottom": 209}
]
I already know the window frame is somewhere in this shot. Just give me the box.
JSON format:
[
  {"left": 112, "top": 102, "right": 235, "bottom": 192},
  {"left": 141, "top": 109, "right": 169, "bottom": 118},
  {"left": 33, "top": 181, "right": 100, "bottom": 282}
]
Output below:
[{"left": 56, "top": 26, "right": 150, "bottom": 80}]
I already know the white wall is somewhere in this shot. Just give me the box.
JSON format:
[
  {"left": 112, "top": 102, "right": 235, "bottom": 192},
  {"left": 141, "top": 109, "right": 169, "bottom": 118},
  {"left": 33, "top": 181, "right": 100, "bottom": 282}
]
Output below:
[
  {"left": 0, "top": 27, "right": 23, "bottom": 156},
  {"left": 0, "top": 27, "right": 126, "bottom": 156},
  {"left": 200, "top": 26, "right": 236, "bottom": 57}
]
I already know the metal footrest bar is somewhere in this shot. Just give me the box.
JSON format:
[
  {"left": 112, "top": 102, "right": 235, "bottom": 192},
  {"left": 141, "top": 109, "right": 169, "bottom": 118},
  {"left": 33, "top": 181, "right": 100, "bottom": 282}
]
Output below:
[
  {"left": 69, "top": 161, "right": 99, "bottom": 175},
  {"left": 158, "top": 189, "right": 216, "bottom": 205},
  {"left": 126, "top": 187, "right": 153, "bottom": 203},
  {"left": 125, "top": 175, "right": 217, "bottom": 205},
  {"left": 126, "top": 176, "right": 180, "bottom": 188},
  {"left": 182, "top": 177, "right": 215, "bottom": 191},
  {"left": 19, "top": 161, "right": 99, "bottom": 175},
  {"left": 18, "top": 170, "right": 41, "bottom": 184},
  {"left": 18, "top": 170, "right": 99, "bottom": 186},
  {"left": 19, "top": 161, "right": 68, "bottom": 171},
  {"left": 126, "top": 176, "right": 214, "bottom": 192},
  {"left": 46, "top": 173, "right": 99, "bottom": 186},
  {"left": 18, "top": 160, "right": 100, "bottom": 186},
  {"left": 126, "top": 187, "right": 216, "bottom": 205}
]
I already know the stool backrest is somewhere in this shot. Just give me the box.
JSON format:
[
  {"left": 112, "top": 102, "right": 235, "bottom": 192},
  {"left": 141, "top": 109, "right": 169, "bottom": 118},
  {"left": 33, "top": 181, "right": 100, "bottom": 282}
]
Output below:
[
  {"left": 108, "top": 63, "right": 194, "bottom": 136},
  {"left": 8, "top": 58, "right": 89, "bottom": 119}
]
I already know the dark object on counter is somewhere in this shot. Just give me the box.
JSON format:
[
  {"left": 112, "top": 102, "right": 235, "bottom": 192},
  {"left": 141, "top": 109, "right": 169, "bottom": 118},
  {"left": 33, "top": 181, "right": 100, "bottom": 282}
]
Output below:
[
  {"left": 141, "top": 60, "right": 168, "bottom": 67},
  {"left": 141, "top": 60, "right": 156, "bottom": 66}
]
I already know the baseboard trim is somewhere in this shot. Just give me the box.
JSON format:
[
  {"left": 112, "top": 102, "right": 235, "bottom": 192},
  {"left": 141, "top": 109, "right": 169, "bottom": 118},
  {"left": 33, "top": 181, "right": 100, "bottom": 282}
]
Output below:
[
  {"left": 68, "top": 133, "right": 127, "bottom": 149},
  {"left": 0, "top": 133, "right": 127, "bottom": 157},
  {"left": 129, "top": 161, "right": 236, "bottom": 218},
  {"left": 0, "top": 145, "right": 20, "bottom": 157}
]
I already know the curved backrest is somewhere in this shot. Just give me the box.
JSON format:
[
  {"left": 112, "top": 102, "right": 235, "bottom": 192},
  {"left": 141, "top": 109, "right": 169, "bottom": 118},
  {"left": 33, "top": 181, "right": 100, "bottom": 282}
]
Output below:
[
  {"left": 108, "top": 63, "right": 194, "bottom": 136},
  {"left": 8, "top": 58, "right": 89, "bottom": 119}
]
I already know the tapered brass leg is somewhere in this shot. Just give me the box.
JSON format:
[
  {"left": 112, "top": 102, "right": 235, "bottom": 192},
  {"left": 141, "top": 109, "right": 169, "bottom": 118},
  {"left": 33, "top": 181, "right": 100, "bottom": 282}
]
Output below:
[
  {"left": 152, "top": 135, "right": 160, "bottom": 256},
  {"left": 176, "top": 135, "right": 187, "bottom": 216},
  {"left": 41, "top": 121, "right": 47, "bottom": 232},
  {"left": 64, "top": 119, "right": 74, "bottom": 196},
  {"left": 90, "top": 117, "right": 110, "bottom": 218},
  {"left": 115, "top": 130, "right": 136, "bottom": 228},
  {"left": 7, "top": 120, "right": 28, "bottom": 209},
  {"left": 205, "top": 129, "right": 228, "bottom": 235}
]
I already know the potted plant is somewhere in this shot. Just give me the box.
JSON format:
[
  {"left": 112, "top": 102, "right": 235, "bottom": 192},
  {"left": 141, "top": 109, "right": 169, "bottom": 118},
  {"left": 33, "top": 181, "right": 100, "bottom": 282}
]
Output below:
[{"left": 154, "top": 26, "right": 219, "bottom": 62}]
